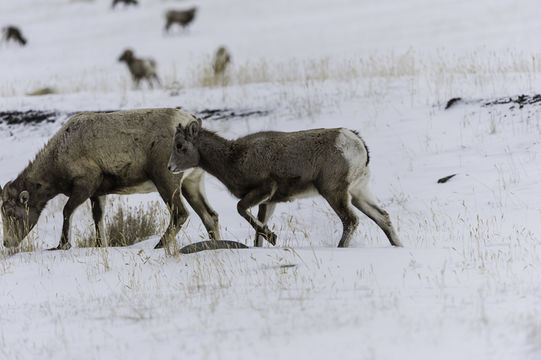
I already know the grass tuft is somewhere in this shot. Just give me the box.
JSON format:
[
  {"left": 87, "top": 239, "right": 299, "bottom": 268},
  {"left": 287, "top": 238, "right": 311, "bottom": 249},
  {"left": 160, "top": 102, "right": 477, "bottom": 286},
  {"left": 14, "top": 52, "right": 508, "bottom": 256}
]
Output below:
[{"left": 77, "top": 202, "right": 163, "bottom": 248}]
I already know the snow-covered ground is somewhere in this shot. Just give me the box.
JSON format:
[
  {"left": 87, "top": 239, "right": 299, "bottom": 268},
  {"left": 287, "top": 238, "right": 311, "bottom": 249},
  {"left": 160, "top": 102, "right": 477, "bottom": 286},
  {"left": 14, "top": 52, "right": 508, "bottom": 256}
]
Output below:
[{"left": 2, "top": 0, "right": 541, "bottom": 359}]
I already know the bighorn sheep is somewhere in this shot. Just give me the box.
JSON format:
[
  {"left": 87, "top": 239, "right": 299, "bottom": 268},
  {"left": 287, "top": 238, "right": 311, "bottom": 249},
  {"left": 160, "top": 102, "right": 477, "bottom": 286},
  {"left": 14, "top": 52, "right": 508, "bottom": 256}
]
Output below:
[
  {"left": 118, "top": 49, "right": 161, "bottom": 88},
  {"left": 164, "top": 8, "right": 197, "bottom": 33},
  {"left": 112, "top": 0, "right": 138, "bottom": 8},
  {"left": 0, "top": 108, "right": 220, "bottom": 250},
  {"left": 2, "top": 26, "right": 26, "bottom": 46},
  {"left": 213, "top": 46, "right": 231, "bottom": 76},
  {"left": 168, "top": 123, "right": 402, "bottom": 248}
]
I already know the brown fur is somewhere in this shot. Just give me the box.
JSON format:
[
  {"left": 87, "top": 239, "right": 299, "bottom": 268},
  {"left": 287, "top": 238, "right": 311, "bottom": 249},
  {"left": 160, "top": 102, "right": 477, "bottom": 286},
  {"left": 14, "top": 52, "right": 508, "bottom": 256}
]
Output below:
[
  {"left": 164, "top": 8, "right": 197, "bottom": 32},
  {"left": 0, "top": 108, "right": 220, "bottom": 250},
  {"left": 118, "top": 49, "right": 161, "bottom": 88},
  {"left": 213, "top": 46, "right": 231, "bottom": 76}
]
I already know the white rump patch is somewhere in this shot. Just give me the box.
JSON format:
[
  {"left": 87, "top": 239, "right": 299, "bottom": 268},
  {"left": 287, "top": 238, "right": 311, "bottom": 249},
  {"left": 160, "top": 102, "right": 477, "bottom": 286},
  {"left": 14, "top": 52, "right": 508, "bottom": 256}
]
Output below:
[{"left": 334, "top": 129, "right": 366, "bottom": 167}]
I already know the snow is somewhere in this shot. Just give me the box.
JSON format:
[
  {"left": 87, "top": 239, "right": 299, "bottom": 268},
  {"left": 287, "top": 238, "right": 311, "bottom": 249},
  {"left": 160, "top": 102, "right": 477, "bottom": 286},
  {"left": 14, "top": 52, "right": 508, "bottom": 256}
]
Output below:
[{"left": 2, "top": 0, "right": 541, "bottom": 359}]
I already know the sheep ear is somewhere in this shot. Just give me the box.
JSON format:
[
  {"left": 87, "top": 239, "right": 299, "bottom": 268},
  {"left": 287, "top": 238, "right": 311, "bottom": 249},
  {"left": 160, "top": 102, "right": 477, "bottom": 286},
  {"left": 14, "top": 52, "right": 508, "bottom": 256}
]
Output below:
[
  {"left": 19, "top": 190, "right": 29, "bottom": 205},
  {"left": 185, "top": 121, "right": 200, "bottom": 139}
]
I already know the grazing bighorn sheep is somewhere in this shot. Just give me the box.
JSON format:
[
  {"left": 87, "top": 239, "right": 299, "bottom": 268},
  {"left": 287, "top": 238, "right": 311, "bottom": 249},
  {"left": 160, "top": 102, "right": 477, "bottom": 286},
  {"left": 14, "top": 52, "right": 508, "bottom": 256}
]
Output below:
[
  {"left": 118, "top": 49, "right": 161, "bottom": 88},
  {"left": 0, "top": 108, "right": 220, "bottom": 250},
  {"left": 2, "top": 26, "right": 27, "bottom": 46},
  {"left": 168, "top": 123, "right": 402, "bottom": 248},
  {"left": 112, "top": 0, "right": 138, "bottom": 8},
  {"left": 164, "top": 8, "right": 197, "bottom": 33},
  {"left": 212, "top": 46, "right": 231, "bottom": 76}
]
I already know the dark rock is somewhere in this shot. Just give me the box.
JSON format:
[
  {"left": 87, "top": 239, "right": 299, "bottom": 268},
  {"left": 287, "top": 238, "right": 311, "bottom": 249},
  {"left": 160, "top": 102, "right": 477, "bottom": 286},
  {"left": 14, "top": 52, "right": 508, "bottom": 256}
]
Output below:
[
  {"left": 445, "top": 97, "right": 462, "bottom": 110},
  {"left": 179, "top": 240, "right": 249, "bottom": 254},
  {"left": 437, "top": 174, "right": 456, "bottom": 184}
]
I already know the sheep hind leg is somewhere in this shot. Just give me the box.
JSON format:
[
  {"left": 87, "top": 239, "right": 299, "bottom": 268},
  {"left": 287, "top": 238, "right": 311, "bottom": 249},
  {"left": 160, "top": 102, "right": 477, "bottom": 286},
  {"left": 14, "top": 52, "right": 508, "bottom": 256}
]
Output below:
[
  {"left": 146, "top": 77, "right": 154, "bottom": 89},
  {"left": 319, "top": 187, "right": 359, "bottom": 248},
  {"left": 90, "top": 195, "right": 107, "bottom": 247},
  {"left": 153, "top": 178, "right": 189, "bottom": 252},
  {"left": 151, "top": 74, "right": 161, "bottom": 89},
  {"left": 237, "top": 181, "right": 277, "bottom": 246},
  {"left": 253, "top": 203, "right": 276, "bottom": 247},
  {"left": 350, "top": 185, "right": 402, "bottom": 247}
]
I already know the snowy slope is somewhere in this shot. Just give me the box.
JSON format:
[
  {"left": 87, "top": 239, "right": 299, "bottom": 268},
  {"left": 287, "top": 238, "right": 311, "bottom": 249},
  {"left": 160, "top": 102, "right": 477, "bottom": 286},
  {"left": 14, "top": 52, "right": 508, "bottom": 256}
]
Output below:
[{"left": 2, "top": 0, "right": 541, "bottom": 359}]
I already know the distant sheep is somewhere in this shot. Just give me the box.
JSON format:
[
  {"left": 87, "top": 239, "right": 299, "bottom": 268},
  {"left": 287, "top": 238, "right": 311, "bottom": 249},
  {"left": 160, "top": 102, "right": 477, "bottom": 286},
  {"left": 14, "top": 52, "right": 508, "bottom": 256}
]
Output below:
[
  {"left": 164, "top": 8, "right": 197, "bottom": 33},
  {"left": 3, "top": 26, "right": 27, "bottom": 46},
  {"left": 112, "top": 0, "right": 138, "bottom": 8},
  {"left": 118, "top": 49, "right": 161, "bottom": 88},
  {"left": 213, "top": 46, "right": 231, "bottom": 76}
]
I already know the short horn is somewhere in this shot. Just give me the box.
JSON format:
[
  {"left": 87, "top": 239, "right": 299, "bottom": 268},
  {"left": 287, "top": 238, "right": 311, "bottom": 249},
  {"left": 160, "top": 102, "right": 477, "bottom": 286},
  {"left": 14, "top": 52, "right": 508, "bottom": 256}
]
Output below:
[
  {"left": 19, "top": 190, "right": 29, "bottom": 204},
  {"left": 2, "top": 181, "right": 12, "bottom": 195}
]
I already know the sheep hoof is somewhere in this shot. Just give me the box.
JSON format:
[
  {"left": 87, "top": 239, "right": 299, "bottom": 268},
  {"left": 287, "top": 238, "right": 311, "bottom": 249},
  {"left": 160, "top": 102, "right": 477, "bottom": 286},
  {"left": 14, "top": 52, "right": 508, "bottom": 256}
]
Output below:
[
  {"left": 48, "top": 242, "right": 71, "bottom": 251},
  {"left": 265, "top": 232, "right": 277, "bottom": 246}
]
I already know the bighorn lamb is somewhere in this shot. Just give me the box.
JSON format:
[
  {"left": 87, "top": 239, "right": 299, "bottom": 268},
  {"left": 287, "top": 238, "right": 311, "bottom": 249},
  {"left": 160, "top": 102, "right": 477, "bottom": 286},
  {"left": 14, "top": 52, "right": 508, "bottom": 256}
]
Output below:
[
  {"left": 118, "top": 49, "right": 161, "bottom": 88},
  {"left": 3, "top": 26, "right": 26, "bottom": 46},
  {"left": 168, "top": 122, "right": 402, "bottom": 248},
  {"left": 164, "top": 8, "right": 197, "bottom": 32},
  {"left": 0, "top": 108, "right": 220, "bottom": 250},
  {"left": 213, "top": 46, "right": 231, "bottom": 76}
]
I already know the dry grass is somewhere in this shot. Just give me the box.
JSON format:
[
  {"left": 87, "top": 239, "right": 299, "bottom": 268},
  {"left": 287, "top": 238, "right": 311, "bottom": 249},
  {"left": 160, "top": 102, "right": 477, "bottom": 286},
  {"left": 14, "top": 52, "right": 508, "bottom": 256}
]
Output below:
[
  {"left": 77, "top": 201, "right": 164, "bottom": 248},
  {"left": 4, "top": 49, "right": 541, "bottom": 99}
]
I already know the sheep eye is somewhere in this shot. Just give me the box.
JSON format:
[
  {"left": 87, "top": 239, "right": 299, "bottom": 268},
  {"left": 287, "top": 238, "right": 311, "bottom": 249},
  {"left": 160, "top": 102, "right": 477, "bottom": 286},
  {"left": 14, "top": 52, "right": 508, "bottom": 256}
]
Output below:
[{"left": 176, "top": 143, "right": 183, "bottom": 151}]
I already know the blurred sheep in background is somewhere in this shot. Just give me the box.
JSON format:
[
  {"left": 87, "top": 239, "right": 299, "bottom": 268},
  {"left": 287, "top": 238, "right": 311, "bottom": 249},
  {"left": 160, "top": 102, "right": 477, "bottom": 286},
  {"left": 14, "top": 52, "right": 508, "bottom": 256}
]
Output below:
[
  {"left": 3, "top": 26, "right": 27, "bottom": 46},
  {"left": 164, "top": 7, "right": 197, "bottom": 33},
  {"left": 212, "top": 46, "right": 231, "bottom": 76},
  {"left": 118, "top": 49, "right": 161, "bottom": 89}
]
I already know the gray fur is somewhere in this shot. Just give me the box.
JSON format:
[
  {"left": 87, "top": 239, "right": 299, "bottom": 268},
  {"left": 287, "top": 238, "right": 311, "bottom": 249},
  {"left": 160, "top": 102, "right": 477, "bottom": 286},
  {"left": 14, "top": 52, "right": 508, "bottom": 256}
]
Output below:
[
  {"left": 168, "top": 124, "right": 402, "bottom": 248},
  {"left": 1, "top": 108, "right": 220, "bottom": 250},
  {"left": 213, "top": 46, "right": 231, "bottom": 76},
  {"left": 164, "top": 8, "right": 197, "bottom": 32},
  {"left": 118, "top": 49, "right": 161, "bottom": 89}
]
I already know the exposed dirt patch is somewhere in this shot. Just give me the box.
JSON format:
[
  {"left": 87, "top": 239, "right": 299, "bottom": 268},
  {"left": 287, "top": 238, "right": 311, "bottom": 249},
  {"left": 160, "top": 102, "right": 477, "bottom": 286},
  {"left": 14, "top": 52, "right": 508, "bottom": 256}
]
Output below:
[
  {"left": 444, "top": 94, "right": 541, "bottom": 110},
  {"left": 483, "top": 94, "right": 541, "bottom": 109},
  {"left": 0, "top": 108, "right": 271, "bottom": 127},
  {"left": 195, "top": 108, "right": 271, "bottom": 121},
  {"left": 444, "top": 97, "right": 463, "bottom": 110},
  {"left": 0, "top": 110, "right": 59, "bottom": 125}
]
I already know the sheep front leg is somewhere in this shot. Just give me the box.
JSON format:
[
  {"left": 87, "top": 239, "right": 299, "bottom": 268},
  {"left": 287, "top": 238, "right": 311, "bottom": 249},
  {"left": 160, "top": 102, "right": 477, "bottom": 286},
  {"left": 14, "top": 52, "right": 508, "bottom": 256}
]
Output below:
[
  {"left": 254, "top": 203, "right": 276, "bottom": 247},
  {"left": 52, "top": 178, "right": 99, "bottom": 250},
  {"left": 237, "top": 181, "right": 277, "bottom": 246}
]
